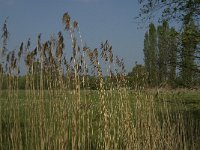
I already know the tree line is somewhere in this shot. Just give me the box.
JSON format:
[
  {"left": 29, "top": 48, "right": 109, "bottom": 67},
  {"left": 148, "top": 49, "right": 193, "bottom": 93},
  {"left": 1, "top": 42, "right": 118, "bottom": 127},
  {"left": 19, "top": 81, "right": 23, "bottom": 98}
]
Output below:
[
  {"left": 1, "top": 20, "right": 199, "bottom": 90},
  {"left": 128, "top": 0, "right": 200, "bottom": 88}
]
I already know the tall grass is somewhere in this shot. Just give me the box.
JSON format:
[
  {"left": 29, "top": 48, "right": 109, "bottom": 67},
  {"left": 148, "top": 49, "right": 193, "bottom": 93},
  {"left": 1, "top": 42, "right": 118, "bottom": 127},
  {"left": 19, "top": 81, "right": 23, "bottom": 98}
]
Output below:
[{"left": 0, "top": 13, "right": 200, "bottom": 149}]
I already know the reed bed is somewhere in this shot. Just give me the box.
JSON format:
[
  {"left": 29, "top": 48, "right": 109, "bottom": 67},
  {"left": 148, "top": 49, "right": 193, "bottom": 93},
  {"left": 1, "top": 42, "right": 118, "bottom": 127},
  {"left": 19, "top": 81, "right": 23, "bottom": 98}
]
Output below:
[{"left": 0, "top": 13, "right": 200, "bottom": 150}]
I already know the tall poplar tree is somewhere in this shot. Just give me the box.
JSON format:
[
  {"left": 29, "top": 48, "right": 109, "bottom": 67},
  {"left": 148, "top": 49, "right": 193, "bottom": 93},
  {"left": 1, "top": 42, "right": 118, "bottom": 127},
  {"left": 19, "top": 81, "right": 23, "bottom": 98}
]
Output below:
[
  {"left": 180, "top": 19, "right": 199, "bottom": 86},
  {"left": 143, "top": 21, "right": 178, "bottom": 86},
  {"left": 143, "top": 23, "right": 158, "bottom": 86},
  {"left": 143, "top": 33, "right": 150, "bottom": 74},
  {"left": 157, "top": 21, "right": 178, "bottom": 84},
  {"left": 168, "top": 27, "right": 178, "bottom": 84},
  {"left": 149, "top": 23, "right": 158, "bottom": 86},
  {"left": 157, "top": 21, "right": 169, "bottom": 83}
]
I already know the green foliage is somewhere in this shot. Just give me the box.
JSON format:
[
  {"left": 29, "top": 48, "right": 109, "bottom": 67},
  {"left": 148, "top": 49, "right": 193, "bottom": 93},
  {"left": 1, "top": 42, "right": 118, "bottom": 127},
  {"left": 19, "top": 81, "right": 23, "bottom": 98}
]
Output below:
[
  {"left": 138, "top": 0, "right": 200, "bottom": 26},
  {"left": 144, "top": 23, "right": 158, "bottom": 86},
  {"left": 157, "top": 21, "right": 178, "bottom": 85},
  {"left": 157, "top": 21, "right": 170, "bottom": 82},
  {"left": 128, "top": 64, "right": 148, "bottom": 89},
  {"left": 86, "top": 75, "right": 98, "bottom": 90},
  {"left": 180, "top": 19, "right": 200, "bottom": 86},
  {"left": 138, "top": 0, "right": 200, "bottom": 87},
  {"left": 143, "top": 21, "right": 180, "bottom": 87},
  {"left": 168, "top": 27, "right": 178, "bottom": 84},
  {"left": 18, "top": 76, "right": 26, "bottom": 89}
]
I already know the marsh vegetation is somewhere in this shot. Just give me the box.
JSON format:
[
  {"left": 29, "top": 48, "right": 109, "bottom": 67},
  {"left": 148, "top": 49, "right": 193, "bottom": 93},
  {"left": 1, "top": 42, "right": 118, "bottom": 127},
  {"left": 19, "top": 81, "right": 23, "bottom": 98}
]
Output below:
[{"left": 0, "top": 12, "right": 200, "bottom": 149}]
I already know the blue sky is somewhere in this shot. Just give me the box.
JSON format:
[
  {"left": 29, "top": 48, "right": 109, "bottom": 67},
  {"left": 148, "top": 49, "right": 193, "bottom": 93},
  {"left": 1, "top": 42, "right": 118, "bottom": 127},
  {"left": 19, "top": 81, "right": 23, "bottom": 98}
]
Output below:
[{"left": 0, "top": 0, "right": 147, "bottom": 72}]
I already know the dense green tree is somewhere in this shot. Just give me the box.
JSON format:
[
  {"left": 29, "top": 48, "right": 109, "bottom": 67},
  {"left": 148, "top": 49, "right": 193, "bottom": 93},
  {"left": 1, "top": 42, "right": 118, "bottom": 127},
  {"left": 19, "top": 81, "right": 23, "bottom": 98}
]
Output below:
[
  {"left": 143, "top": 32, "right": 150, "bottom": 74},
  {"left": 157, "top": 21, "right": 170, "bottom": 83},
  {"left": 143, "top": 23, "right": 158, "bottom": 86},
  {"left": 128, "top": 63, "right": 148, "bottom": 89},
  {"left": 18, "top": 76, "right": 26, "bottom": 89},
  {"left": 180, "top": 19, "right": 199, "bottom": 86},
  {"left": 143, "top": 21, "right": 179, "bottom": 87},
  {"left": 138, "top": 0, "right": 200, "bottom": 87},
  {"left": 157, "top": 21, "right": 178, "bottom": 84},
  {"left": 168, "top": 27, "right": 178, "bottom": 84},
  {"left": 148, "top": 23, "right": 158, "bottom": 86}
]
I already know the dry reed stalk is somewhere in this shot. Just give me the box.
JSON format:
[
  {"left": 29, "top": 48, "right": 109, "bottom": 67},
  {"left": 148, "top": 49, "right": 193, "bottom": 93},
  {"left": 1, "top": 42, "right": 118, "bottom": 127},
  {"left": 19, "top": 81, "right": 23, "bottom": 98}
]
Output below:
[{"left": 1, "top": 12, "right": 200, "bottom": 150}]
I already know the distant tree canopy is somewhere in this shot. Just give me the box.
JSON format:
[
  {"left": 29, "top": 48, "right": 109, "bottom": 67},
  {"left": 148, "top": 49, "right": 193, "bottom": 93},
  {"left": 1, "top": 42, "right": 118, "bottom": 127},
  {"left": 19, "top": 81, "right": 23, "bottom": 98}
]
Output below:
[
  {"left": 137, "top": 0, "right": 200, "bottom": 88},
  {"left": 138, "top": 0, "right": 200, "bottom": 25},
  {"left": 127, "top": 63, "right": 148, "bottom": 89},
  {"left": 140, "top": 21, "right": 200, "bottom": 88},
  {"left": 142, "top": 21, "right": 178, "bottom": 87}
]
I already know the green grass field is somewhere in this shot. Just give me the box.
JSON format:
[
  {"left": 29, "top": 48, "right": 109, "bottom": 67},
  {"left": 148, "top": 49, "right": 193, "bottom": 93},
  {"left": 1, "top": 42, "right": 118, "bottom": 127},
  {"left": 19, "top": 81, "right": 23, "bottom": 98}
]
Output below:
[{"left": 1, "top": 89, "right": 200, "bottom": 149}]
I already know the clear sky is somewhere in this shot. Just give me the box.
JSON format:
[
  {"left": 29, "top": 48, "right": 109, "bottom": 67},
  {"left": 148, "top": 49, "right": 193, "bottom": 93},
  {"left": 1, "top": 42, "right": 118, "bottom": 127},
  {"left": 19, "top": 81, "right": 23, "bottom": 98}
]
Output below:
[{"left": 0, "top": 0, "right": 147, "bottom": 72}]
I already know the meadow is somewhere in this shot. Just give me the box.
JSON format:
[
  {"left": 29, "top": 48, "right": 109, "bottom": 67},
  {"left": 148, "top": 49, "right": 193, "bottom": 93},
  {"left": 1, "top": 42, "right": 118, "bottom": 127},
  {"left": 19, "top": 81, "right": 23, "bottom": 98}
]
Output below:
[
  {"left": 0, "top": 12, "right": 200, "bottom": 149},
  {"left": 1, "top": 88, "right": 200, "bottom": 149}
]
